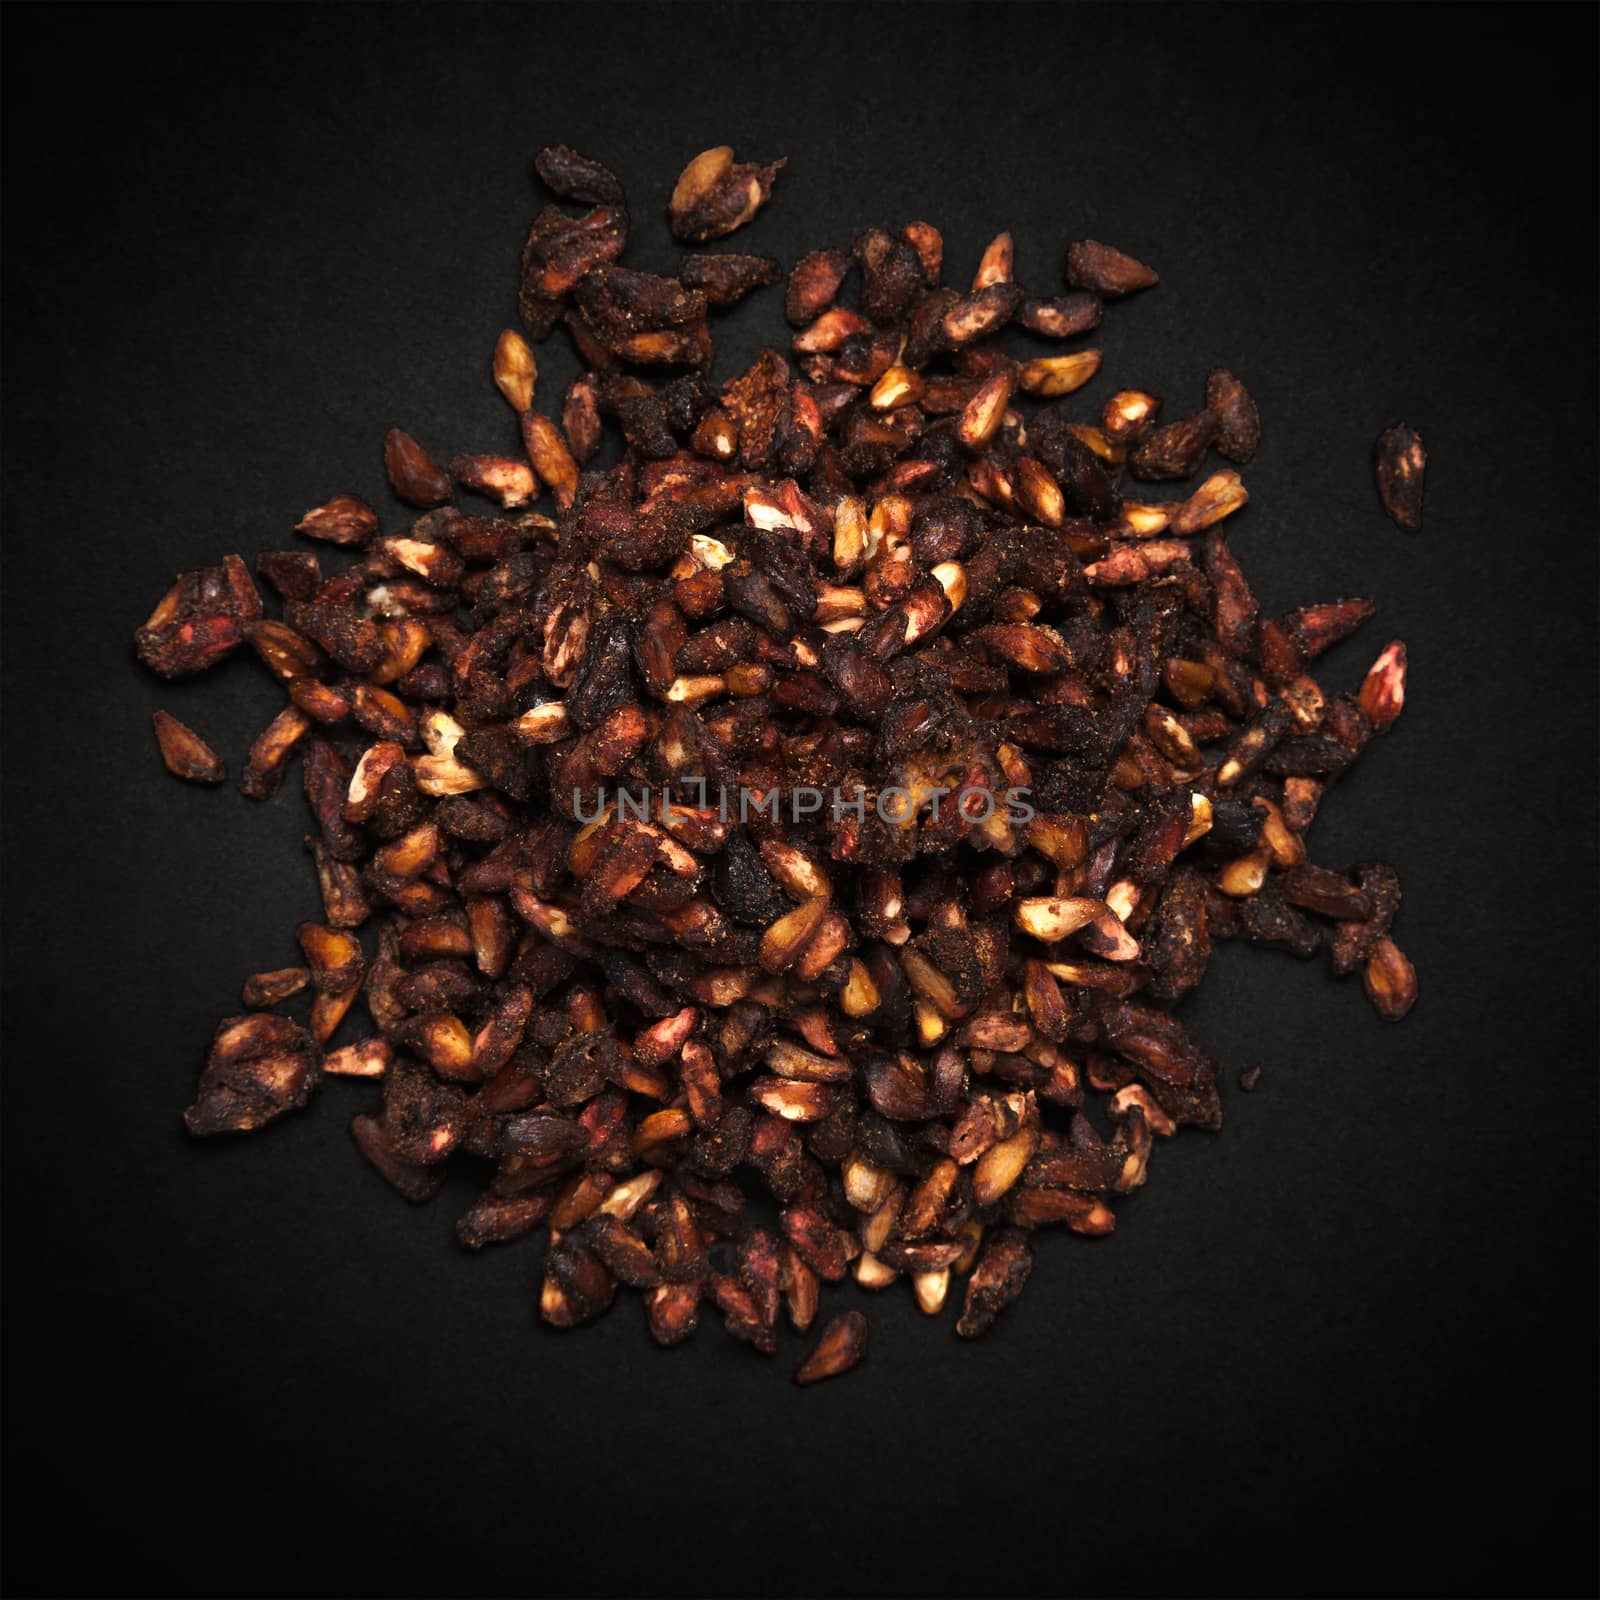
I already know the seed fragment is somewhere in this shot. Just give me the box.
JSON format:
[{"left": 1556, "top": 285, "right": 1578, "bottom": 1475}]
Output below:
[{"left": 242, "top": 967, "right": 310, "bottom": 1008}]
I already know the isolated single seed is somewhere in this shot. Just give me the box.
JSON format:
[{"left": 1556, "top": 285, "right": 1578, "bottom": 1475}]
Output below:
[
  {"left": 793, "top": 1310, "right": 868, "bottom": 1384},
  {"left": 1359, "top": 641, "right": 1408, "bottom": 731},
  {"left": 1063, "top": 239, "right": 1158, "bottom": 297},
  {"left": 152, "top": 711, "right": 225, "bottom": 783},
  {"left": 383, "top": 428, "right": 452, "bottom": 508},
  {"left": 295, "top": 495, "right": 377, "bottom": 548},
  {"left": 1374, "top": 422, "right": 1426, "bottom": 530}
]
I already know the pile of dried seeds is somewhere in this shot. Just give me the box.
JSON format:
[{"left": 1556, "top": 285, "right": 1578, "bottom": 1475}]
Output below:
[{"left": 139, "top": 144, "right": 1419, "bottom": 1384}]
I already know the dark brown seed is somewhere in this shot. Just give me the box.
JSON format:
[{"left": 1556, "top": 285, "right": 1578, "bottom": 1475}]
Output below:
[
  {"left": 533, "top": 144, "right": 624, "bottom": 206},
  {"left": 352, "top": 1113, "right": 443, "bottom": 1202},
  {"left": 854, "top": 228, "right": 924, "bottom": 326},
  {"left": 450, "top": 454, "right": 537, "bottom": 508},
  {"left": 679, "top": 252, "right": 782, "bottom": 308},
  {"left": 456, "top": 1190, "right": 553, "bottom": 1249},
  {"left": 562, "top": 374, "right": 603, "bottom": 464},
  {"left": 1282, "top": 864, "right": 1374, "bottom": 922},
  {"left": 1128, "top": 411, "right": 1220, "bottom": 481},
  {"left": 1063, "top": 239, "right": 1158, "bottom": 297},
  {"left": 1374, "top": 422, "right": 1426, "bottom": 530},
  {"left": 1205, "top": 369, "right": 1260, "bottom": 463},
  {"left": 256, "top": 549, "right": 322, "bottom": 601},
  {"left": 786, "top": 247, "right": 851, "bottom": 326},
  {"left": 151, "top": 711, "right": 225, "bottom": 783},
  {"left": 940, "top": 283, "right": 1025, "bottom": 347},
  {"left": 645, "top": 1281, "right": 701, "bottom": 1346},
  {"left": 383, "top": 429, "right": 453, "bottom": 508},
  {"left": 793, "top": 1310, "right": 868, "bottom": 1385}
]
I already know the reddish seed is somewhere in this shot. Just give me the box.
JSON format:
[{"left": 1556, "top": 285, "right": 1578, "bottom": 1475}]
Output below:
[
  {"left": 1359, "top": 641, "right": 1407, "bottom": 731},
  {"left": 151, "top": 711, "right": 225, "bottom": 783}
]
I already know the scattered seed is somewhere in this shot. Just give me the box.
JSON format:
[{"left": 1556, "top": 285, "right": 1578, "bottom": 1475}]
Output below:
[
  {"left": 793, "top": 1310, "right": 868, "bottom": 1384},
  {"left": 152, "top": 711, "right": 225, "bottom": 783},
  {"left": 669, "top": 146, "right": 784, "bottom": 242},
  {"left": 1063, "top": 239, "right": 1158, "bottom": 298},
  {"left": 1374, "top": 422, "right": 1426, "bottom": 530},
  {"left": 1205, "top": 369, "right": 1260, "bottom": 464},
  {"left": 383, "top": 428, "right": 452, "bottom": 508}
]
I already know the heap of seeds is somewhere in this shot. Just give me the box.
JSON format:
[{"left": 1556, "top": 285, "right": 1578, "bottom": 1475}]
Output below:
[{"left": 138, "top": 144, "right": 1418, "bottom": 1383}]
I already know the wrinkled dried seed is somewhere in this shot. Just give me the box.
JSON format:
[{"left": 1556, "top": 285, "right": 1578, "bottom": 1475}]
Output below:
[{"left": 1064, "top": 240, "right": 1158, "bottom": 298}]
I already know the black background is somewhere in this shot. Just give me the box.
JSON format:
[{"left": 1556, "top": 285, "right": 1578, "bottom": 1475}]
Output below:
[{"left": 4, "top": 5, "right": 1596, "bottom": 1597}]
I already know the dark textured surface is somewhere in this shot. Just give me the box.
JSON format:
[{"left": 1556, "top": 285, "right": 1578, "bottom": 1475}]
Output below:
[{"left": 3, "top": 4, "right": 1595, "bottom": 1596}]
